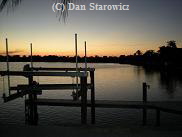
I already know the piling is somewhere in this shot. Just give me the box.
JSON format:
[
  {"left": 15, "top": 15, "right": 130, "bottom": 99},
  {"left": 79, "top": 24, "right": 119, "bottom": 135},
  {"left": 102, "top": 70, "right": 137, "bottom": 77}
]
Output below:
[
  {"left": 80, "top": 76, "right": 87, "bottom": 124},
  {"left": 25, "top": 65, "right": 38, "bottom": 125},
  {"left": 90, "top": 71, "right": 95, "bottom": 124},
  {"left": 30, "top": 43, "right": 33, "bottom": 69},
  {"left": 75, "top": 34, "right": 79, "bottom": 99},
  {"left": 6, "top": 38, "right": 11, "bottom": 95},
  {"left": 142, "top": 82, "right": 147, "bottom": 126}
]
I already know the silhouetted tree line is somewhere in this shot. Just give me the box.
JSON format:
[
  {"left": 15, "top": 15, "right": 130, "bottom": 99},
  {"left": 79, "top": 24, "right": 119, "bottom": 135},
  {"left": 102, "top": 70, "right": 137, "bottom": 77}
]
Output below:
[
  {"left": 0, "top": 40, "right": 181, "bottom": 69},
  {"left": 126, "top": 40, "right": 182, "bottom": 69},
  {"left": 0, "top": 55, "right": 119, "bottom": 63}
]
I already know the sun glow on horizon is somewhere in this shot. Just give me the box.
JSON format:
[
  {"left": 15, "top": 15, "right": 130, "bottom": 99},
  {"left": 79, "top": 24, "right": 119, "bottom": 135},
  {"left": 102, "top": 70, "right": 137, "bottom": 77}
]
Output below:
[
  {"left": 1, "top": 37, "right": 181, "bottom": 57},
  {"left": 0, "top": 0, "right": 181, "bottom": 57}
]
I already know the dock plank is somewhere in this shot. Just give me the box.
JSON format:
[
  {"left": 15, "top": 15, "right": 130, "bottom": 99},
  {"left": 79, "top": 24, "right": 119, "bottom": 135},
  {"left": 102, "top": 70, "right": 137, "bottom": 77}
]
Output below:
[
  {"left": 148, "top": 101, "right": 182, "bottom": 115},
  {"left": 32, "top": 67, "right": 95, "bottom": 71},
  {"left": 32, "top": 99, "right": 182, "bottom": 115},
  {"left": 3, "top": 90, "right": 42, "bottom": 102},
  {"left": 0, "top": 71, "right": 87, "bottom": 77},
  {"left": 10, "top": 84, "right": 92, "bottom": 91},
  {"left": 32, "top": 99, "right": 146, "bottom": 108}
]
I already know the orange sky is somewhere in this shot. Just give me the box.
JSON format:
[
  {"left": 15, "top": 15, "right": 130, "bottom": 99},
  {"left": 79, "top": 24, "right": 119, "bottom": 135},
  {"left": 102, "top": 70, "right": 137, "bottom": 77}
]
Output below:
[
  {"left": 0, "top": 36, "right": 162, "bottom": 57},
  {"left": 0, "top": 0, "right": 181, "bottom": 57}
]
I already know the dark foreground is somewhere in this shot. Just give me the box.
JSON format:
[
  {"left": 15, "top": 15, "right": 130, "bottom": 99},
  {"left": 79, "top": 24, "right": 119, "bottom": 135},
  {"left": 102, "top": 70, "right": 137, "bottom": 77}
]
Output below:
[{"left": 1, "top": 125, "right": 182, "bottom": 137}]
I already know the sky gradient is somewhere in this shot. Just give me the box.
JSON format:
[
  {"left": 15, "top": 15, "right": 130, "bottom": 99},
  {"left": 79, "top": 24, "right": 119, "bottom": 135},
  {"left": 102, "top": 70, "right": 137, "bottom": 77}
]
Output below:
[{"left": 0, "top": 0, "right": 182, "bottom": 56}]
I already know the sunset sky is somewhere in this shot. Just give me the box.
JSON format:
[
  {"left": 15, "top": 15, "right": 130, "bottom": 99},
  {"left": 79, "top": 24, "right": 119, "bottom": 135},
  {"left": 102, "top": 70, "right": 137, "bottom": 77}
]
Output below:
[{"left": 0, "top": 0, "right": 182, "bottom": 56}]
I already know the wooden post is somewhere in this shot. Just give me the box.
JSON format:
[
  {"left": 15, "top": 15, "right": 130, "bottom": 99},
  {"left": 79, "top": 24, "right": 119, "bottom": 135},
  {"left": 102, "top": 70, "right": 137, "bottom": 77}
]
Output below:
[
  {"left": 26, "top": 64, "right": 38, "bottom": 125},
  {"left": 143, "top": 83, "right": 147, "bottom": 103},
  {"left": 33, "top": 91, "right": 38, "bottom": 125},
  {"left": 142, "top": 82, "right": 147, "bottom": 126},
  {"left": 30, "top": 43, "right": 33, "bottom": 69},
  {"left": 6, "top": 38, "right": 11, "bottom": 95},
  {"left": 28, "top": 76, "right": 34, "bottom": 125},
  {"left": 84, "top": 41, "right": 87, "bottom": 73},
  {"left": 80, "top": 76, "right": 87, "bottom": 124},
  {"left": 90, "top": 71, "right": 95, "bottom": 124},
  {"left": 75, "top": 34, "right": 79, "bottom": 99},
  {"left": 156, "top": 109, "right": 160, "bottom": 126},
  {"left": 25, "top": 99, "right": 28, "bottom": 124}
]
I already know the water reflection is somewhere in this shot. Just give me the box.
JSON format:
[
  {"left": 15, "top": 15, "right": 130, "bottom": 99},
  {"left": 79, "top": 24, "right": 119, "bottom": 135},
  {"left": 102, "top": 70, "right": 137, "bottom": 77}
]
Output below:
[
  {"left": 160, "top": 70, "right": 182, "bottom": 97},
  {"left": 135, "top": 66, "right": 182, "bottom": 99},
  {"left": 1, "top": 63, "right": 182, "bottom": 126}
]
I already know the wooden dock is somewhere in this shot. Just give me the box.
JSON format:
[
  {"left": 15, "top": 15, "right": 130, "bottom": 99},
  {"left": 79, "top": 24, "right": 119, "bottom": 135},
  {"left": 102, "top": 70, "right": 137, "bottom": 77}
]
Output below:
[
  {"left": 1, "top": 37, "right": 182, "bottom": 127},
  {"left": 31, "top": 99, "right": 182, "bottom": 115},
  {"left": 1, "top": 65, "right": 182, "bottom": 126},
  {"left": 0, "top": 65, "right": 95, "bottom": 125},
  {"left": 32, "top": 99, "right": 145, "bottom": 108},
  {"left": 27, "top": 99, "right": 182, "bottom": 126}
]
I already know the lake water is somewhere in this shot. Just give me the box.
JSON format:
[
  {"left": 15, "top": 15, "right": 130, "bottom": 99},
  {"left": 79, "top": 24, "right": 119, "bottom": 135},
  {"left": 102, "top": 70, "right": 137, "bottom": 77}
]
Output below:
[{"left": 0, "top": 62, "right": 182, "bottom": 127}]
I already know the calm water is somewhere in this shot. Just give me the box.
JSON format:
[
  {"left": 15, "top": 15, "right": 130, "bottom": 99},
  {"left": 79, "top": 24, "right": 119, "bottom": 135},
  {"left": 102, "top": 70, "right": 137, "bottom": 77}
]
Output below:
[{"left": 0, "top": 62, "right": 182, "bottom": 126}]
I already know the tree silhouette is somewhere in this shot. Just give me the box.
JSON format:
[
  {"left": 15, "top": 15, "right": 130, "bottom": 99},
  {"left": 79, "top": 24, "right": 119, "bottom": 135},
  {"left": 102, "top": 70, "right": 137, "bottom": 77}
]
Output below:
[
  {"left": 134, "top": 50, "right": 142, "bottom": 56},
  {"left": 0, "top": 0, "right": 75, "bottom": 21},
  {"left": 167, "top": 40, "right": 177, "bottom": 48},
  {"left": 143, "top": 50, "right": 156, "bottom": 57},
  {"left": 0, "top": 0, "right": 21, "bottom": 12}
]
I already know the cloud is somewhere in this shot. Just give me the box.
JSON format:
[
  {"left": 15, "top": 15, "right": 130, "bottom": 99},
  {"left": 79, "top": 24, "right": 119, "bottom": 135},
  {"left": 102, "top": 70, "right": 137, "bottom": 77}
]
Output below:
[{"left": 0, "top": 50, "right": 24, "bottom": 55}]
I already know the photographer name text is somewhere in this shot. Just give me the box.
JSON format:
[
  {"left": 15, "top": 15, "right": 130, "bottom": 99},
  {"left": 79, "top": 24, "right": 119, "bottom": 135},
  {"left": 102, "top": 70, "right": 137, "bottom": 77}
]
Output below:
[{"left": 52, "top": 3, "right": 130, "bottom": 12}]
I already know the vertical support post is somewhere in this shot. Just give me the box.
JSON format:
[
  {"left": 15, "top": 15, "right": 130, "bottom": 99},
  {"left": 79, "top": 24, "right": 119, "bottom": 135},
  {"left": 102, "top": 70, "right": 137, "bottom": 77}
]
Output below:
[
  {"left": 6, "top": 38, "right": 10, "bottom": 95},
  {"left": 25, "top": 99, "right": 28, "bottom": 124},
  {"left": 33, "top": 90, "right": 38, "bottom": 125},
  {"left": 80, "top": 76, "right": 87, "bottom": 124},
  {"left": 142, "top": 82, "right": 147, "bottom": 126},
  {"left": 90, "top": 70, "right": 95, "bottom": 124},
  {"left": 27, "top": 76, "right": 34, "bottom": 125},
  {"left": 75, "top": 33, "right": 79, "bottom": 99},
  {"left": 143, "top": 83, "right": 147, "bottom": 103},
  {"left": 84, "top": 41, "right": 87, "bottom": 74},
  {"left": 25, "top": 66, "right": 38, "bottom": 125},
  {"left": 75, "top": 33, "right": 78, "bottom": 70},
  {"left": 30, "top": 43, "right": 33, "bottom": 69},
  {"left": 156, "top": 109, "right": 160, "bottom": 126}
]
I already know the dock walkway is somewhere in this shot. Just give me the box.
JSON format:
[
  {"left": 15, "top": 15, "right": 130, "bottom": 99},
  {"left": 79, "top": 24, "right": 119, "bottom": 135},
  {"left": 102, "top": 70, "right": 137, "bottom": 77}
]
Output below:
[{"left": 32, "top": 99, "right": 182, "bottom": 115}]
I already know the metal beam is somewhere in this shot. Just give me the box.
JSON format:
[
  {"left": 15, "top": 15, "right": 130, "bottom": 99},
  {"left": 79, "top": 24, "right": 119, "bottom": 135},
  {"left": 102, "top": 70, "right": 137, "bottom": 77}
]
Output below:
[
  {"left": 10, "top": 84, "right": 92, "bottom": 91},
  {"left": 0, "top": 71, "right": 87, "bottom": 77},
  {"left": 32, "top": 99, "right": 182, "bottom": 115},
  {"left": 3, "top": 90, "right": 42, "bottom": 103},
  {"left": 32, "top": 67, "right": 95, "bottom": 72}
]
